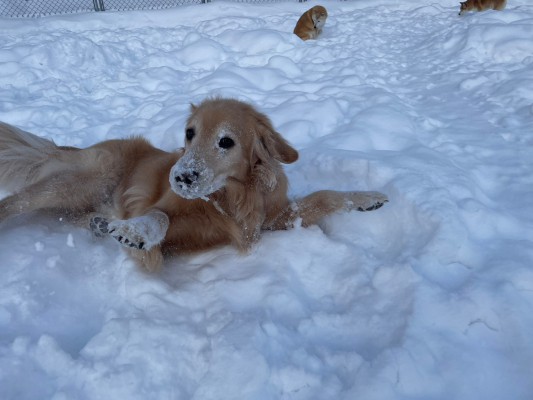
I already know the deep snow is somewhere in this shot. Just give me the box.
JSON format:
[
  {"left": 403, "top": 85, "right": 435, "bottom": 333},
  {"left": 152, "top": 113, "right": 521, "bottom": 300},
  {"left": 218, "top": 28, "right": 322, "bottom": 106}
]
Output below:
[{"left": 1, "top": 1, "right": 533, "bottom": 399}]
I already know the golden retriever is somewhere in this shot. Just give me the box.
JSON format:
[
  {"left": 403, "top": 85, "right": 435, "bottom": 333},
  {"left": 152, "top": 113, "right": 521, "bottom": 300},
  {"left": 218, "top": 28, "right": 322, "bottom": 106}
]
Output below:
[
  {"left": 459, "top": 0, "right": 506, "bottom": 15},
  {"left": 0, "top": 98, "right": 388, "bottom": 271},
  {"left": 293, "top": 5, "right": 328, "bottom": 41}
]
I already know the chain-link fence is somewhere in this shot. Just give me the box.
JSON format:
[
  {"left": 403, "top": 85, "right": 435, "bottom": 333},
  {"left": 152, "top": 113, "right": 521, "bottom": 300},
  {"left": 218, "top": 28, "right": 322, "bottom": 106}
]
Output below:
[{"left": 0, "top": 0, "right": 303, "bottom": 18}]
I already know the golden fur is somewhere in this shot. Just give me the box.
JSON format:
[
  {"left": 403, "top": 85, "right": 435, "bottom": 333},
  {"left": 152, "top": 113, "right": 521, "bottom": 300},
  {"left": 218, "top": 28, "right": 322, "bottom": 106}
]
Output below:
[
  {"left": 459, "top": 0, "right": 507, "bottom": 15},
  {"left": 293, "top": 5, "right": 328, "bottom": 41},
  {"left": 0, "top": 98, "right": 387, "bottom": 271}
]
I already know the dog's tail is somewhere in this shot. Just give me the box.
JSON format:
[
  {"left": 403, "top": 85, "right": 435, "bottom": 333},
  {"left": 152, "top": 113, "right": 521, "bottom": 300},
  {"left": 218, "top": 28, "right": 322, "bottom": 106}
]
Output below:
[{"left": 0, "top": 122, "right": 63, "bottom": 192}]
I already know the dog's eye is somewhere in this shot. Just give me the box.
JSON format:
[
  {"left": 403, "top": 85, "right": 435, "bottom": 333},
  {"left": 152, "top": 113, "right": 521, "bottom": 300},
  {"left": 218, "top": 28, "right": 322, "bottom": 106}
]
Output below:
[
  {"left": 186, "top": 128, "right": 195, "bottom": 141},
  {"left": 218, "top": 137, "right": 235, "bottom": 149}
]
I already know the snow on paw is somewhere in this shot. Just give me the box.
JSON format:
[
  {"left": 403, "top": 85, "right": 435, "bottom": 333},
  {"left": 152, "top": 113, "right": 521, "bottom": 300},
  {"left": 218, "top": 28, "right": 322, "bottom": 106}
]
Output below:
[
  {"left": 346, "top": 191, "right": 389, "bottom": 212},
  {"left": 108, "top": 221, "right": 147, "bottom": 250},
  {"left": 107, "top": 213, "right": 168, "bottom": 251}
]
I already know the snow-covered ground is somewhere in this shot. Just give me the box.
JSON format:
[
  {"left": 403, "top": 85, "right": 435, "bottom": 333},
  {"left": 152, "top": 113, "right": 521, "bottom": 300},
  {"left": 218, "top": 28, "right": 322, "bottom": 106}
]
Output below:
[{"left": 1, "top": 0, "right": 533, "bottom": 398}]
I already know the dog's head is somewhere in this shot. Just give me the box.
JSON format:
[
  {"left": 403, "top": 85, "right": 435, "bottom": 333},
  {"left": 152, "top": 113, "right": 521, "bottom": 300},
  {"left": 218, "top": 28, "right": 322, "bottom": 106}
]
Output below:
[
  {"left": 312, "top": 6, "right": 328, "bottom": 29},
  {"left": 459, "top": 1, "right": 468, "bottom": 15},
  {"left": 169, "top": 98, "right": 298, "bottom": 200}
]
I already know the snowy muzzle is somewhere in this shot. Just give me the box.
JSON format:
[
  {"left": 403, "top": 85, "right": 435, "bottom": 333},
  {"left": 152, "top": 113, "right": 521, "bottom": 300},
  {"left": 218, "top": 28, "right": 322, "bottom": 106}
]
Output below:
[{"left": 169, "top": 152, "right": 220, "bottom": 200}]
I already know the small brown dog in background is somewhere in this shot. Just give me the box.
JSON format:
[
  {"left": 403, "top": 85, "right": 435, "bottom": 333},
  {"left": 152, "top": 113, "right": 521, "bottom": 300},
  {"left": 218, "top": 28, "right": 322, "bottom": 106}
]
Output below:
[
  {"left": 294, "top": 5, "right": 328, "bottom": 41},
  {"left": 459, "top": 0, "right": 507, "bottom": 15}
]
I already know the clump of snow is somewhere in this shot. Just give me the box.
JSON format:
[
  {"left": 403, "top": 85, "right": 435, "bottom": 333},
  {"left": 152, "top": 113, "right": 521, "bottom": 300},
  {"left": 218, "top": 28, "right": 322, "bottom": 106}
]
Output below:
[{"left": 1, "top": 1, "right": 533, "bottom": 399}]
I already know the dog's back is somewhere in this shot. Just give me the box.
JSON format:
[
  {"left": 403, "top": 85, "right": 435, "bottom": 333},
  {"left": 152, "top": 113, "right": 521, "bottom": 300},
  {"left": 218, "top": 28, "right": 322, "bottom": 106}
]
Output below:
[
  {"left": 0, "top": 123, "right": 171, "bottom": 219},
  {"left": 459, "top": 0, "right": 507, "bottom": 14}
]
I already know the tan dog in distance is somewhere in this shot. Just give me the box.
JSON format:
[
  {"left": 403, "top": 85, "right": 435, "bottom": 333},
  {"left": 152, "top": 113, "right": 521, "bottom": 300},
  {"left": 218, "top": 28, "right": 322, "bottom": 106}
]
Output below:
[
  {"left": 459, "top": 0, "right": 507, "bottom": 15},
  {"left": 0, "top": 98, "right": 387, "bottom": 271},
  {"left": 294, "top": 5, "right": 328, "bottom": 41}
]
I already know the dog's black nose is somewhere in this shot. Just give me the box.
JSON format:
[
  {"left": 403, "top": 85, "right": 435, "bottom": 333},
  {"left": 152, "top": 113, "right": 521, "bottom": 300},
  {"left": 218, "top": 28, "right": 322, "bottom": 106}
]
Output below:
[{"left": 175, "top": 171, "right": 199, "bottom": 186}]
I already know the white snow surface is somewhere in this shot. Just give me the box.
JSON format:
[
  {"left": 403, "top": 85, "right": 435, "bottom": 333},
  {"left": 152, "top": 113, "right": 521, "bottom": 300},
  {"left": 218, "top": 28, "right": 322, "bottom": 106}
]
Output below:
[{"left": 1, "top": 1, "right": 533, "bottom": 399}]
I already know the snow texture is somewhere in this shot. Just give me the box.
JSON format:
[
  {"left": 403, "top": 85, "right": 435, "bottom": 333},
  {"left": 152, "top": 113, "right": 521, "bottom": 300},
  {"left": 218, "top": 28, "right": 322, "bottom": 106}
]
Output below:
[{"left": 1, "top": 1, "right": 533, "bottom": 399}]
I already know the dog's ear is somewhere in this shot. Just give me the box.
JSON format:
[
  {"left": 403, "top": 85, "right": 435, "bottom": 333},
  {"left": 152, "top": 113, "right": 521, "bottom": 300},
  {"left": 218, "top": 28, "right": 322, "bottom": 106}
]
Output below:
[
  {"left": 189, "top": 103, "right": 198, "bottom": 113},
  {"left": 253, "top": 114, "right": 298, "bottom": 165}
]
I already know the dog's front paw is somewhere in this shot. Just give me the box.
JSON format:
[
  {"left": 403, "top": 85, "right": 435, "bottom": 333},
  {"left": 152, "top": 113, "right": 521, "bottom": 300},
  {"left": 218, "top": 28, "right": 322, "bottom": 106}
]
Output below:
[
  {"left": 107, "top": 212, "right": 169, "bottom": 251},
  {"left": 108, "top": 221, "right": 147, "bottom": 250},
  {"left": 346, "top": 191, "right": 389, "bottom": 212}
]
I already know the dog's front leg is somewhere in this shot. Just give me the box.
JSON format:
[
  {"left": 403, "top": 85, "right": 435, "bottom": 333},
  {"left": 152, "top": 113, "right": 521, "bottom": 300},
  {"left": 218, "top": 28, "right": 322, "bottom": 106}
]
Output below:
[
  {"left": 126, "top": 246, "right": 165, "bottom": 273},
  {"left": 91, "top": 210, "right": 169, "bottom": 251},
  {"left": 267, "top": 190, "right": 388, "bottom": 229},
  {"left": 297, "top": 190, "right": 388, "bottom": 227}
]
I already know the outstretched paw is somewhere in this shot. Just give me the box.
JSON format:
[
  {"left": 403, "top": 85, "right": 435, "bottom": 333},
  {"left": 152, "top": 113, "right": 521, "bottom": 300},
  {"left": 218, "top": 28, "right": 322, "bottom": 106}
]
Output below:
[
  {"left": 356, "top": 197, "right": 388, "bottom": 211},
  {"left": 108, "top": 222, "right": 146, "bottom": 250},
  {"left": 107, "top": 212, "right": 168, "bottom": 251},
  {"left": 346, "top": 191, "right": 389, "bottom": 212}
]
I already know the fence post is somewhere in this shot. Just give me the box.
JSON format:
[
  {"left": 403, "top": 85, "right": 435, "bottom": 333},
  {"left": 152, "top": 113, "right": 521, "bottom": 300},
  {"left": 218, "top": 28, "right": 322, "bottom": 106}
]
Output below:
[{"left": 93, "top": 0, "right": 106, "bottom": 11}]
